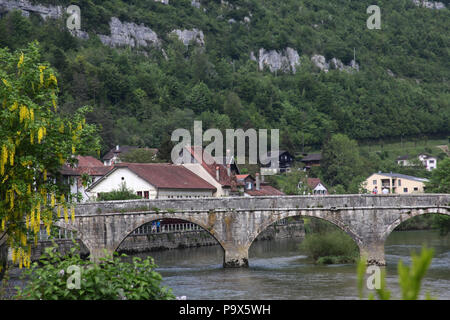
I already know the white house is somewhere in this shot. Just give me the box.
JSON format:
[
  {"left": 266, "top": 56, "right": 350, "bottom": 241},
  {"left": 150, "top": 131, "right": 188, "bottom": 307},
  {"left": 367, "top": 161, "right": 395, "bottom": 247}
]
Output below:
[
  {"left": 86, "top": 163, "right": 216, "bottom": 199},
  {"left": 418, "top": 154, "right": 437, "bottom": 171},
  {"left": 396, "top": 154, "right": 437, "bottom": 171},
  {"left": 297, "top": 178, "right": 328, "bottom": 195}
]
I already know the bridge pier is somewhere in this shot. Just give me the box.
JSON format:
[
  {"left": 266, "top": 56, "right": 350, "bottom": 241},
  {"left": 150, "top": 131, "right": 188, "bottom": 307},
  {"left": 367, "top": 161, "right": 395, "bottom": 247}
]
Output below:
[
  {"left": 223, "top": 245, "right": 249, "bottom": 268},
  {"left": 359, "top": 241, "right": 386, "bottom": 266}
]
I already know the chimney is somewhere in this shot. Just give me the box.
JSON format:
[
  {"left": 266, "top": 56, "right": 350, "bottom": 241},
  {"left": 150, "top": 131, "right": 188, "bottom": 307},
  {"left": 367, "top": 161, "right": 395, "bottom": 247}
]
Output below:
[
  {"left": 227, "top": 164, "right": 231, "bottom": 176},
  {"left": 256, "top": 173, "right": 260, "bottom": 190},
  {"left": 216, "top": 166, "right": 220, "bottom": 181},
  {"left": 116, "top": 145, "right": 120, "bottom": 151},
  {"left": 260, "top": 170, "right": 265, "bottom": 183}
]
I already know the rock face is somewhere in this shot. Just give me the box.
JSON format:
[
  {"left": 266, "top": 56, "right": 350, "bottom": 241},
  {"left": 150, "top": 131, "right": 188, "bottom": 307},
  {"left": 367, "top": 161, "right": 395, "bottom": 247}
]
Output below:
[
  {"left": 191, "top": 0, "right": 201, "bottom": 9},
  {"left": 155, "top": 0, "right": 169, "bottom": 5},
  {"left": 412, "top": 0, "right": 446, "bottom": 9},
  {"left": 170, "top": 28, "right": 205, "bottom": 46},
  {"left": 311, "top": 54, "right": 359, "bottom": 73},
  {"left": 251, "top": 47, "right": 301, "bottom": 73},
  {"left": 311, "top": 54, "right": 329, "bottom": 72},
  {"left": 0, "top": 2, "right": 161, "bottom": 48},
  {"left": 99, "top": 17, "right": 160, "bottom": 48},
  {"left": 0, "top": 0, "right": 63, "bottom": 19}
]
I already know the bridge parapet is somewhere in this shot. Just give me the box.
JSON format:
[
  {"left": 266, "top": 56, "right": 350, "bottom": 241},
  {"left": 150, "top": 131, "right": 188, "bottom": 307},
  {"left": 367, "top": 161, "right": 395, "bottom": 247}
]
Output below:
[
  {"left": 73, "top": 194, "right": 450, "bottom": 216},
  {"left": 60, "top": 194, "right": 450, "bottom": 267}
]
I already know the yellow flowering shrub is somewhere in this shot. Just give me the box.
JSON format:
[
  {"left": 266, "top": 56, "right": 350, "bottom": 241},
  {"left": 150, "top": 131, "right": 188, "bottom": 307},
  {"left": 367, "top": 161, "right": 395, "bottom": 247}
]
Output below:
[{"left": 0, "top": 42, "right": 101, "bottom": 271}]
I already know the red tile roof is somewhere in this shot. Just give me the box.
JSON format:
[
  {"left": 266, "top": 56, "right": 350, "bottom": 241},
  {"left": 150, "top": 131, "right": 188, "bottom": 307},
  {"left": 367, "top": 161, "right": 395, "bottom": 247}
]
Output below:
[
  {"left": 61, "top": 156, "right": 111, "bottom": 176},
  {"left": 77, "top": 156, "right": 104, "bottom": 167},
  {"left": 307, "top": 178, "right": 322, "bottom": 189},
  {"left": 245, "top": 185, "right": 285, "bottom": 196},
  {"left": 109, "top": 163, "right": 217, "bottom": 190},
  {"left": 185, "top": 146, "right": 233, "bottom": 187}
]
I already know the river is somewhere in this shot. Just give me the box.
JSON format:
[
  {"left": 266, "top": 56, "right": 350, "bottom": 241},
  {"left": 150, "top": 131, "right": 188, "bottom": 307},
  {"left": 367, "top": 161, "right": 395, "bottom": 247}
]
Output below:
[
  {"left": 3, "top": 230, "right": 449, "bottom": 300},
  {"left": 139, "top": 230, "right": 450, "bottom": 300}
]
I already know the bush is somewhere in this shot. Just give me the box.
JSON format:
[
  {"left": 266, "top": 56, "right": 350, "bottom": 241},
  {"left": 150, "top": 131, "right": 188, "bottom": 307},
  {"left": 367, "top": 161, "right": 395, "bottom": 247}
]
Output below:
[
  {"left": 299, "top": 230, "right": 359, "bottom": 264},
  {"left": 97, "top": 183, "right": 141, "bottom": 201},
  {"left": 14, "top": 242, "right": 175, "bottom": 300}
]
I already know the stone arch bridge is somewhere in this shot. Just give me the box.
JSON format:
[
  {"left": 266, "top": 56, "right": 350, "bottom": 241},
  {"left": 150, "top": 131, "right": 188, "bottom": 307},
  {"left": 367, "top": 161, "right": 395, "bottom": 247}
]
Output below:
[{"left": 57, "top": 194, "right": 450, "bottom": 267}]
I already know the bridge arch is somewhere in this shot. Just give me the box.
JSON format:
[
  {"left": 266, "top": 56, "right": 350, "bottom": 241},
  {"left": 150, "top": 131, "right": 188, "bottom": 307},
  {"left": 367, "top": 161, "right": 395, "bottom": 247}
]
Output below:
[
  {"left": 382, "top": 208, "right": 450, "bottom": 242},
  {"left": 113, "top": 215, "right": 226, "bottom": 254},
  {"left": 247, "top": 210, "right": 363, "bottom": 250},
  {"left": 48, "top": 222, "right": 91, "bottom": 257}
]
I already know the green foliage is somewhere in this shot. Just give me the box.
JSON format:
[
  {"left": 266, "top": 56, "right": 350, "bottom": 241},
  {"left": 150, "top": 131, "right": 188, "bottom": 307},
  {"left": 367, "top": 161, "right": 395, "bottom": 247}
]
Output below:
[
  {"left": 321, "top": 134, "right": 364, "bottom": 190},
  {"left": 357, "top": 246, "right": 435, "bottom": 300},
  {"left": 298, "top": 229, "right": 359, "bottom": 264},
  {"left": 425, "top": 157, "right": 450, "bottom": 193},
  {"left": 432, "top": 215, "right": 450, "bottom": 236},
  {"left": 97, "top": 183, "right": 141, "bottom": 201},
  {"left": 0, "top": 42, "right": 100, "bottom": 268},
  {"left": 266, "top": 169, "right": 310, "bottom": 195},
  {"left": 14, "top": 242, "right": 175, "bottom": 300},
  {"left": 0, "top": 0, "right": 448, "bottom": 155},
  {"left": 393, "top": 214, "right": 448, "bottom": 232},
  {"left": 398, "top": 246, "right": 434, "bottom": 300},
  {"left": 119, "top": 148, "right": 159, "bottom": 163}
]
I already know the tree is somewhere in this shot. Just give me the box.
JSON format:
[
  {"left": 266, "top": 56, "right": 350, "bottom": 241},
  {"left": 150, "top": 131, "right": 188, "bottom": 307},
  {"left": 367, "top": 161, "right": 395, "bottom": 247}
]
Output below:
[
  {"left": 0, "top": 42, "right": 100, "bottom": 273},
  {"left": 321, "top": 134, "right": 364, "bottom": 190},
  {"left": 425, "top": 157, "right": 450, "bottom": 193},
  {"left": 120, "top": 148, "right": 159, "bottom": 163},
  {"left": 425, "top": 157, "right": 450, "bottom": 236}
]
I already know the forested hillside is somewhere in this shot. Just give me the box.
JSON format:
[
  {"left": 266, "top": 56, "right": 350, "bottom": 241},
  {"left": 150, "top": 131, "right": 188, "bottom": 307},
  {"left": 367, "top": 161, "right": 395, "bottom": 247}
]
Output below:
[{"left": 1, "top": 0, "right": 448, "bottom": 154}]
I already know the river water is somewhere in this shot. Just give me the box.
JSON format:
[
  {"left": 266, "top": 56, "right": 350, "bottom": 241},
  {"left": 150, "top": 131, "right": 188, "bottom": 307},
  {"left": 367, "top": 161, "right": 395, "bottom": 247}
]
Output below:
[
  {"left": 3, "top": 230, "right": 449, "bottom": 300},
  {"left": 141, "top": 230, "right": 450, "bottom": 300}
]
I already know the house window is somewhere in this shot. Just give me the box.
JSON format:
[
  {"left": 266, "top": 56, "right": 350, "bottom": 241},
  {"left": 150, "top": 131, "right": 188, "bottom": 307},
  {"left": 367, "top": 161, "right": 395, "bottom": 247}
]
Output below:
[
  {"left": 414, "top": 187, "right": 418, "bottom": 191},
  {"left": 144, "top": 191, "right": 149, "bottom": 199},
  {"left": 137, "top": 191, "right": 142, "bottom": 197},
  {"left": 429, "top": 160, "right": 434, "bottom": 164},
  {"left": 403, "top": 188, "right": 408, "bottom": 193},
  {"left": 373, "top": 180, "right": 377, "bottom": 185},
  {"left": 398, "top": 179, "right": 401, "bottom": 186}
]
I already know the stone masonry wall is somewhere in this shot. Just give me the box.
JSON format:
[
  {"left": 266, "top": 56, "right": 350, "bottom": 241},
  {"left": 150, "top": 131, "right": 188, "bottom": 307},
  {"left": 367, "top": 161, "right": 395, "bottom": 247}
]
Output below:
[
  {"left": 117, "top": 220, "right": 305, "bottom": 254},
  {"left": 30, "top": 220, "right": 305, "bottom": 259}
]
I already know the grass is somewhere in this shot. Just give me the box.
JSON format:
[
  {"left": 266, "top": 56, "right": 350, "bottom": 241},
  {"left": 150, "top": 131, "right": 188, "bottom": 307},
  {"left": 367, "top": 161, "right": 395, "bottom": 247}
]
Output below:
[
  {"left": 305, "top": 137, "right": 448, "bottom": 161},
  {"left": 358, "top": 137, "right": 448, "bottom": 161}
]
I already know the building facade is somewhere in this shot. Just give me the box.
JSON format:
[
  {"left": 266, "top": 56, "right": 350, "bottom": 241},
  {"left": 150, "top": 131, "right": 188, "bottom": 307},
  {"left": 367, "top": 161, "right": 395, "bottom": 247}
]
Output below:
[
  {"left": 87, "top": 163, "right": 216, "bottom": 199},
  {"left": 363, "top": 172, "right": 429, "bottom": 194}
]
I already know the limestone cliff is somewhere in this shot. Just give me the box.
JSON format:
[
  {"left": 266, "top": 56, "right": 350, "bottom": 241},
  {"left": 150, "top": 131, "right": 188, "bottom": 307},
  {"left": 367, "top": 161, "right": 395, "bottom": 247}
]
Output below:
[
  {"left": 311, "top": 54, "right": 359, "bottom": 73},
  {"left": 98, "top": 17, "right": 160, "bottom": 49},
  {"left": 0, "top": 0, "right": 63, "bottom": 19},
  {"left": 412, "top": 0, "right": 446, "bottom": 9},
  {"left": 170, "top": 28, "right": 205, "bottom": 46},
  {"left": 251, "top": 48, "right": 300, "bottom": 74}
]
